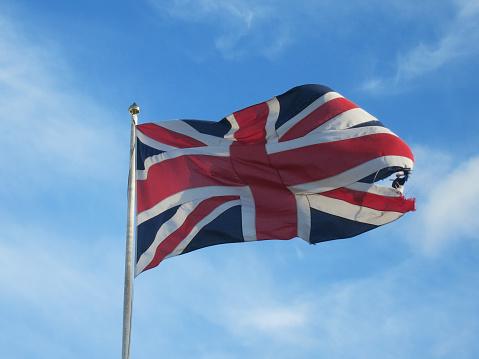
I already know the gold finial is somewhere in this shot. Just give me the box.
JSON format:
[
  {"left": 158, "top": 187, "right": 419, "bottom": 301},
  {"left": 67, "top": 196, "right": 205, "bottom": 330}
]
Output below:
[{"left": 129, "top": 102, "right": 140, "bottom": 115}]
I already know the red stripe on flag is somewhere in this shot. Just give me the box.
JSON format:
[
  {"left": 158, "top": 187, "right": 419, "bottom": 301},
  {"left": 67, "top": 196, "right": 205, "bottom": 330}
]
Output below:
[
  {"left": 321, "top": 187, "right": 416, "bottom": 213},
  {"left": 232, "top": 102, "right": 269, "bottom": 143},
  {"left": 230, "top": 142, "right": 297, "bottom": 240},
  {"left": 270, "top": 133, "right": 414, "bottom": 186},
  {"left": 137, "top": 155, "right": 244, "bottom": 213},
  {"left": 143, "top": 196, "right": 240, "bottom": 271},
  {"left": 279, "top": 97, "right": 359, "bottom": 142},
  {"left": 137, "top": 123, "right": 207, "bottom": 148}
]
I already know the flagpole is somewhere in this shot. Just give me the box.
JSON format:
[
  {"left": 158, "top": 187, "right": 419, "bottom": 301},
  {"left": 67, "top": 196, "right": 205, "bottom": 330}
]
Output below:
[{"left": 122, "top": 102, "right": 139, "bottom": 359}]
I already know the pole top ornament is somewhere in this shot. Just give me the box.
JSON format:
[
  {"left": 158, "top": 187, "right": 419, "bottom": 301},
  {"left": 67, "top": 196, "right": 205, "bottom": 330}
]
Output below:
[{"left": 129, "top": 102, "right": 140, "bottom": 115}]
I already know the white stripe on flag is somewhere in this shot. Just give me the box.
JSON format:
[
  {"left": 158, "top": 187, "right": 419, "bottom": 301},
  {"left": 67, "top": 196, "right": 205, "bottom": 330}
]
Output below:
[
  {"left": 163, "top": 199, "right": 242, "bottom": 261},
  {"left": 265, "top": 97, "right": 280, "bottom": 143},
  {"left": 224, "top": 114, "right": 240, "bottom": 141},
  {"left": 135, "top": 200, "right": 201, "bottom": 276},
  {"left": 150, "top": 120, "right": 232, "bottom": 147},
  {"left": 296, "top": 195, "right": 312, "bottom": 243},
  {"left": 266, "top": 126, "right": 397, "bottom": 155},
  {"left": 288, "top": 156, "right": 414, "bottom": 194},
  {"left": 137, "top": 186, "right": 250, "bottom": 225},
  {"left": 308, "top": 194, "right": 404, "bottom": 226},
  {"left": 240, "top": 187, "right": 257, "bottom": 242},
  {"left": 345, "top": 182, "right": 403, "bottom": 197},
  {"left": 137, "top": 145, "right": 231, "bottom": 180},
  {"left": 137, "top": 128, "right": 177, "bottom": 152},
  {"left": 276, "top": 91, "right": 344, "bottom": 139},
  {"left": 316, "top": 107, "right": 382, "bottom": 132}
]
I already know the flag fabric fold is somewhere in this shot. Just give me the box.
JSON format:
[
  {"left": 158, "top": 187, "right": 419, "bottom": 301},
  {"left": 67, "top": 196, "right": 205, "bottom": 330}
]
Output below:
[{"left": 135, "top": 84, "right": 415, "bottom": 276}]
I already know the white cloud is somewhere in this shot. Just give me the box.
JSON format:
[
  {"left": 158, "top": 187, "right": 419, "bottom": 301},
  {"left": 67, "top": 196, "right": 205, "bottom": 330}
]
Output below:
[
  {"left": 362, "top": 0, "right": 479, "bottom": 92},
  {"left": 243, "top": 306, "right": 306, "bottom": 332},
  {"left": 395, "top": 12, "right": 479, "bottom": 83},
  {"left": 133, "top": 246, "right": 479, "bottom": 358},
  {"left": 148, "top": 0, "right": 291, "bottom": 59},
  {"left": 456, "top": 0, "right": 479, "bottom": 18},
  {"left": 0, "top": 15, "right": 124, "bottom": 193},
  {"left": 0, "top": 220, "right": 124, "bottom": 359},
  {"left": 0, "top": 15, "right": 127, "bottom": 357},
  {"left": 421, "top": 158, "right": 479, "bottom": 252},
  {"left": 404, "top": 146, "right": 479, "bottom": 255}
]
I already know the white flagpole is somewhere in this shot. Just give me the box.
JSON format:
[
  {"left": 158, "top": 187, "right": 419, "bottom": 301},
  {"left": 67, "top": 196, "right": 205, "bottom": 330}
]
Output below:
[{"left": 122, "top": 102, "right": 139, "bottom": 359}]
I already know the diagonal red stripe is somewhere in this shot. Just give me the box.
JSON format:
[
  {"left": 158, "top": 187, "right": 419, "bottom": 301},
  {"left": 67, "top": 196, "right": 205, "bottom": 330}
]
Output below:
[
  {"left": 143, "top": 196, "right": 240, "bottom": 272},
  {"left": 279, "top": 97, "right": 359, "bottom": 142},
  {"left": 321, "top": 187, "right": 416, "bottom": 213},
  {"left": 137, "top": 123, "right": 207, "bottom": 148}
]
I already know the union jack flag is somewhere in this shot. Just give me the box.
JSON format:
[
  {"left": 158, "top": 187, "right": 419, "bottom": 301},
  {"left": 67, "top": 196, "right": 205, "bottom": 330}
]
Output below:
[{"left": 135, "top": 84, "right": 415, "bottom": 276}]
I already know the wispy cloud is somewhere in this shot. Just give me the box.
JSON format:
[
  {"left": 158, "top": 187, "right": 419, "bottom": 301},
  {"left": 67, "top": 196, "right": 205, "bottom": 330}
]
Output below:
[
  {"left": 0, "top": 15, "right": 123, "bottom": 191},
  {"left": 148, "top": 0, "right": 292, "bottom": 59},
  {"left": 133, "top": 240, "right": 479, "bottom": 358},
  {"left": 362, "top": 0, "right": 479, "bottom": 93},
  {"left": 0, "top": 14, "right": 128, "bottom": 358},
  {"left": 0, "top": 219, "right": 125, "bottom": 358},
  {"left": 395, "top": 6, "right": 479, "bottom": 82},
  {"left": 408, "top": 146, "right": 479, "bottom": 255}
]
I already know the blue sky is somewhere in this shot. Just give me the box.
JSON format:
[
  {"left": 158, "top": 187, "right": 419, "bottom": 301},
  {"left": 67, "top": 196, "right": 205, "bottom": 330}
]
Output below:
[{"left": 1, "top": 0, "right": 479, "bottom": 358}]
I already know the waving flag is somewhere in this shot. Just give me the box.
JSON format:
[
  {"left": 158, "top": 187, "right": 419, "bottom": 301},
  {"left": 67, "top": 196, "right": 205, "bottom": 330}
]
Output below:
[{"left": 135, "top": 84, "right": 415, "bottom": 276}]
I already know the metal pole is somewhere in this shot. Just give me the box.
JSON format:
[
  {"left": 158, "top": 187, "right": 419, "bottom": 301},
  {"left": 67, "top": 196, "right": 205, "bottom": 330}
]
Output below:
[{"left": 122, "top": 102, "right": 140, "bottom": 359}]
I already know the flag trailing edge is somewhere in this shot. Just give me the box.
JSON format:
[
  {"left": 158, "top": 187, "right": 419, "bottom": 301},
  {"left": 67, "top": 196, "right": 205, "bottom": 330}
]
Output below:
[{"left": 134, "top": 84, "right": 415, "bottom": 276}]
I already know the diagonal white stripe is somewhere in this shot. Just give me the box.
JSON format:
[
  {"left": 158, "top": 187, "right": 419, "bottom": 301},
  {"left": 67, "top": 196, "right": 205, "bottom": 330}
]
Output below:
[
  {"left": 276, "top": 91, "right": 344, "bottom": 139},
  {"left": 308, "top": 194, "right": 404, "bottom": 226},
  {"left": 135, "top": 198, "right": 241, "bottom": 276},
  {"left": 136, "top": 144, "right": 231, "bottom": 180},
  {"left": 149, "top": 120, "right": 232, "bottom": 147},
  {"left": 266, "top": 126, "right": 397, "bottom": 155},
  {"left": 315, "top": 107, "right": 381, "bottom": 132},
  {"left": 135, "top": 200, "right": 201, "bottom": 276},
  {"left": 345, "top": 182, "right": 403, "bottom": 197},
  {"left": 137, "top": 186, "right": 251, "bottom": 225},
  {"left": 137, "top": 128, "right": 177, "bottom": 152},
  {"left": 163, "top": 199, "right": 242, "bottom": 261}
]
